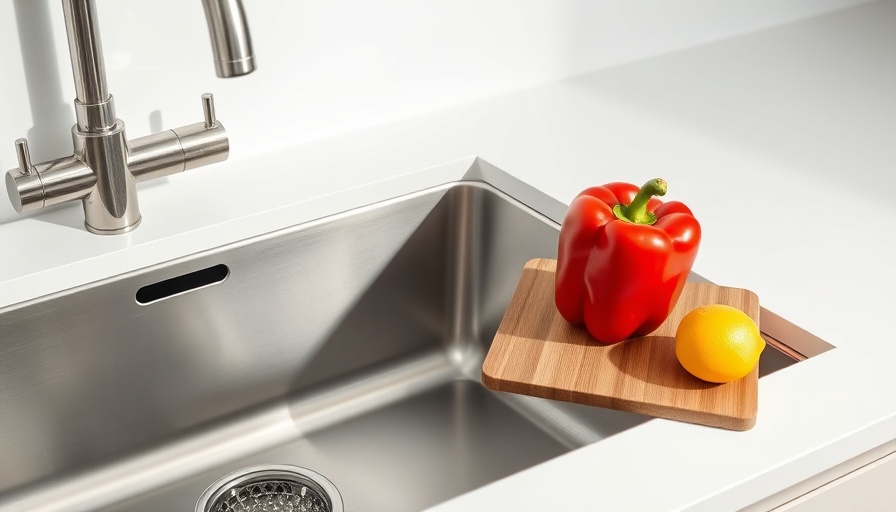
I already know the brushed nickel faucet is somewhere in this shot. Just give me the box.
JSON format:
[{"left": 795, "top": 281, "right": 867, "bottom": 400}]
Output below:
[{"left": 5, "top": 0, "right": 255, "bottom": 234}]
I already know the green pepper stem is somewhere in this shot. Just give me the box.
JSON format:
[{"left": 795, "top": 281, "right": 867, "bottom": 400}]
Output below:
[{"left": 613, "top": 178, "right": 668, "bottom": 225}]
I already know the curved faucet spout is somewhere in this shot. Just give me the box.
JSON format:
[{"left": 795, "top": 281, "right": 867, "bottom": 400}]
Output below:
[{"left": 202, "top": 0, "right": 256, "bottom": 78}]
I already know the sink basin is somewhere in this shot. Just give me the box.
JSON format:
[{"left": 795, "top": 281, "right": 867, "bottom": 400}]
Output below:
[{"left": 0, "top": 159, "right": 817, "bottom": 511}]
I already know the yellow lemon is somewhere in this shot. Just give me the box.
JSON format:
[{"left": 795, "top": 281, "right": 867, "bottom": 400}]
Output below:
[{"left": 675, "top": 304, "right": 765, "bottom": 383}]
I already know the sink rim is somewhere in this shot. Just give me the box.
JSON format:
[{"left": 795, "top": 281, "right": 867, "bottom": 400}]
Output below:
[
  {"left": 0, "top": 156, "right": 834, "bottom": 361},
  {"left": 0, "top": 157, "right": 833, "bottom": 512}
]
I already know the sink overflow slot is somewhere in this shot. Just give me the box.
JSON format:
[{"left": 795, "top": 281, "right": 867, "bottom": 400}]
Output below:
[{"left": 136, "top": 264, "right": 230, "bottom": 305}]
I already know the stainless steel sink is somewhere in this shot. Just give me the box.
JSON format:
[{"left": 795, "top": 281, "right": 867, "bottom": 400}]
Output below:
[{"left": 0, "top": 160, "right": 822, "bottom": 512}]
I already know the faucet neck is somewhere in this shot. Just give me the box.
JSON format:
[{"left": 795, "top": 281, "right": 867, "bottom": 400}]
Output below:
[{"left": 62, "top": 0, "right": 116, "bottom": 133}]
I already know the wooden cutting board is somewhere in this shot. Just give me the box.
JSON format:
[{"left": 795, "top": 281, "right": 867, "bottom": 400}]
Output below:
[{"left": 481, "top": 258, "right": 760, "bottom": 431}]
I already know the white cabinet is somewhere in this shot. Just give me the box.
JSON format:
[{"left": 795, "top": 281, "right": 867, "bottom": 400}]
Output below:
[
  {"left": 775, "top": 450, "right": 896, "bottom": 511},
  {"left": 746, "top": 439, "right": 896, "bottom": 512}
]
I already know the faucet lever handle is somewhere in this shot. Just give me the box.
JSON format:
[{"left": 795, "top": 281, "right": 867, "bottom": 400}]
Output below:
[
  {"left": 15, "top": 138, "right": 34, "bottom": 176},
  {"left": 201, "top": 93, "right": 217, "bottom": 129}
]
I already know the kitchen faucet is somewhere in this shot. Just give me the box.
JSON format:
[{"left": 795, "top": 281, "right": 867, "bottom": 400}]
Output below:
[{"left": 5, "top": 0, "right": 255, "bottom": 234}]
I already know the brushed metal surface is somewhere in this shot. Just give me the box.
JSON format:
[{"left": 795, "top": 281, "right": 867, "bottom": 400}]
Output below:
[{"left": 0, "top": 166, "right": 806, "bottom": 511}]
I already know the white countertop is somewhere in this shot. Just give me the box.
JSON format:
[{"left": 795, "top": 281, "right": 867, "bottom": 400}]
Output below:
[{"left": 2, "top": 2, "right": 896, "bottom": 510}]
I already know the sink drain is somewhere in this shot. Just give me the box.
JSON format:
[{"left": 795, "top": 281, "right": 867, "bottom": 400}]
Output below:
[{"left": 196, "top": 464, "right": 343, "bottom": 512}]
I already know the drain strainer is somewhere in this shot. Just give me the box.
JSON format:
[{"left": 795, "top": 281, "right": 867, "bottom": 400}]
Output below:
[{"left": 196, "top": 464, "right": 343, "bottom": 512}]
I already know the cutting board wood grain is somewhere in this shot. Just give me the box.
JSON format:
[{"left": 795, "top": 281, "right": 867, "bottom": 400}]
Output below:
[{"left": 481, "top": 258, "right": 760, "bottom": 431}]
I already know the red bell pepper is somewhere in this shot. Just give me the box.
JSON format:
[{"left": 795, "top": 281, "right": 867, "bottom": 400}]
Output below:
[{"left": 555, "top": 178, "right": 701, "bottom": 344}]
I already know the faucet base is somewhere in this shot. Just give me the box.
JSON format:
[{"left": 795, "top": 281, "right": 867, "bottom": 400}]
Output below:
[
  {"left": 75, "top": 121, "right": 143, "bottom": 234},
  {"left": 85, "top": 215, "right": 142, "bottom": 235}
]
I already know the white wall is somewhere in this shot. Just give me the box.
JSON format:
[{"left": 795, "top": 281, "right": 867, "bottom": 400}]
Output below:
[{"left": 0, "top": 0, "right": 870, "bottom": 173}]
